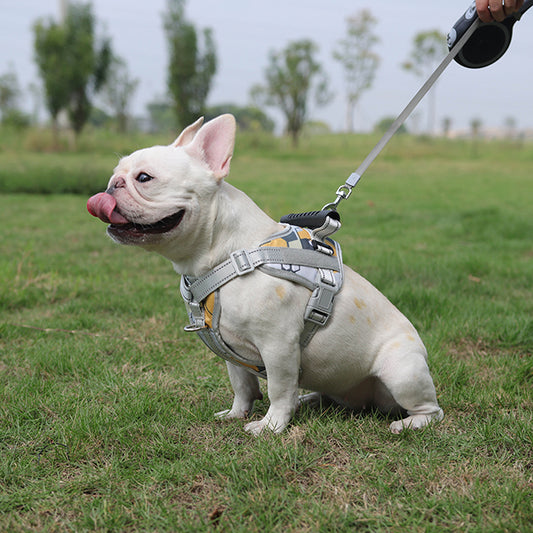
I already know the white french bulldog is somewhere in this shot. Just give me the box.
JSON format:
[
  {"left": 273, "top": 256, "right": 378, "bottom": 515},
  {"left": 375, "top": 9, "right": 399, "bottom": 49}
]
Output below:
[{"left": 87, "top": 114, "right": 443, "bottom": 435}]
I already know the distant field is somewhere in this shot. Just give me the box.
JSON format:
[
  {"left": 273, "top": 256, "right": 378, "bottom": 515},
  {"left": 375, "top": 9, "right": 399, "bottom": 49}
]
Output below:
[{"left": 0, "top": 129, "right": 532, "bottom": 531}]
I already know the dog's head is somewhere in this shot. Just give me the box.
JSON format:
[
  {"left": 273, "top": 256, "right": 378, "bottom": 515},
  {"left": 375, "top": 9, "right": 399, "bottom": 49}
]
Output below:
[{"left": 87, "top": 114, "right": 236, "bottom": 254}]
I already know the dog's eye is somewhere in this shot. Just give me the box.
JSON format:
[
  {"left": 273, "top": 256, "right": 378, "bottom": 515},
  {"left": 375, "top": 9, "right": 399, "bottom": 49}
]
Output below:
[{"left": 136, "top": 172, "right": 153, "bottom": 183}]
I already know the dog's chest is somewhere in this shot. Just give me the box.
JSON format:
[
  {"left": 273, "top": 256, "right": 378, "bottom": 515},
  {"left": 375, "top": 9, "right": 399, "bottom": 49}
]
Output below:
[{"left": 180, "top": 225, "right": 344, "bottom": 378}]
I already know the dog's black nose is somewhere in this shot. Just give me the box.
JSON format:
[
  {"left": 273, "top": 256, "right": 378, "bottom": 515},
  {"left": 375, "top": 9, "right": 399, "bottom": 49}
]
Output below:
[{"left": 106, "top": 176, "right": 126, "bottom": 194}]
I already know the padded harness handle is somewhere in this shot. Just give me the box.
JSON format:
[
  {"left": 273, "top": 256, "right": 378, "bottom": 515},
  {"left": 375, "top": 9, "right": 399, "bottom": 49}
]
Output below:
[{"left": 280, "top": 209, "right": 340, "bottom": 229}]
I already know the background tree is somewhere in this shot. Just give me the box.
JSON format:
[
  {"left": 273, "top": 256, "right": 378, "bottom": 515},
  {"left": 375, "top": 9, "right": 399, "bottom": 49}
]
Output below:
[
  {"left": 470, "top": 117, "right": 482, "bottom": 138},
  {"left": 402, "top": 30, "right": 447, "bottom": 134},
  {"left": 101, "top": 56, "right": 139, "bottom": 133},
  {"left": 0, "top": 68, "right": 20, "bottom": 120},
  {"left": 470, "top": 116, "right": 483, "bottom": 156},
  {"left": 0, "top": 68, "right": 30, "bottom": 129},
  {"left": 33, "top": 20, "right": 70, "bottom": 137},
  {"left": 374, "top": 116, "right": 407, "bottom": 135},
  {"left": 333, "top": 10, "right": 380, "bottom": 133},
  {"left": 252, "top": 39, "right": 331, "bottom": 147},
  {"left": 163, "top": 0, "right": 217, "bottom": 129},
  {"left": 64, "top": 3, "right": 111, "bottom": 137},
  {"left": 33, "top": 2, "right": 111, "bottom": 142},
  {"left": 206, "top": 104, "right": 275, "bottom": 133},
  {"left": 442, "top": 116, "right": 452, "bottom": 137},
  {"left": 504, "top": 116, "right": 517, "bottom": 140},
  {"left": 146, "top": 98, "right": 175, "bottom": 133},
  {"left": 28, "top": 81, "right": 43, "bottom": 124}
]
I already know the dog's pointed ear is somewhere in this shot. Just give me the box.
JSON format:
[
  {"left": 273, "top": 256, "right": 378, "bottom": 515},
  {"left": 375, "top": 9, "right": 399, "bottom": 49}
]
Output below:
[
  {"left": 185, "top": 114, "right": 236, "bottom": 181},
  {"left": 172, "top": 117, "right": 204, "bottom": 147}
]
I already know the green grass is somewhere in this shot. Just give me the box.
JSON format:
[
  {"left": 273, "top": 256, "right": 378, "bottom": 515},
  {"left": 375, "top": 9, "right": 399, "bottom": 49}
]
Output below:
[
  {"left": 0, "top": 130, "right": 532, "bottom": 531},
  {"left": 0, "top": 128, "right": 173, "bottom": 195}
]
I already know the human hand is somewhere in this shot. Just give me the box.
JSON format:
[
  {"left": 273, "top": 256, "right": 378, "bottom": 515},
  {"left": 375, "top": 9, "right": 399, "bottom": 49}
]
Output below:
[{"left": 476, "top": 0, "right": 524, "bottom": 22}]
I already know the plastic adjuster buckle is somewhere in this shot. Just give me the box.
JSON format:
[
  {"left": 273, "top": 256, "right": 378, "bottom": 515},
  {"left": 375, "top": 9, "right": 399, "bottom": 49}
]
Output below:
[
  {"left": 183, "top": 301, "right": 207, "bottom": 332},
  {"left": 318, "top": 268, "right": 336, "bottom": 287},
  {"left": 311, "top": 240, "right": 334, "bottom": 255},
  {"left": 230, "top": 249, "right": 254, "bottom": 276},
  {"left": 304, "top": 307, "right": 329, "bottom": 326}
]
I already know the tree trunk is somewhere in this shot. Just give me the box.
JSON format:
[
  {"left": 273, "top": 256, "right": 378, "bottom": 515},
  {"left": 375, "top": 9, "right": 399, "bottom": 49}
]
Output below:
[{"left": 51, "top": 115, "right": 59, "bottom": 150}]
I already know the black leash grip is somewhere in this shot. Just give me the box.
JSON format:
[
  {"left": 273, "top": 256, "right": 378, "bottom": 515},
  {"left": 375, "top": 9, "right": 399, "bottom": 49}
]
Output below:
[
  {"left": 448, "top": 0, "right": 533, "bottom": 69},
  {"left": 280, "top": 209, "right": 340, "bottom": 229}
]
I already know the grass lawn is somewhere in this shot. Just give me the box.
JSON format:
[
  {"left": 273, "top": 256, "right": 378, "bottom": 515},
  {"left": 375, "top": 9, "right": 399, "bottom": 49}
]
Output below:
[{"left": 0, "top": 132, "right": 532, "bottom": 531}]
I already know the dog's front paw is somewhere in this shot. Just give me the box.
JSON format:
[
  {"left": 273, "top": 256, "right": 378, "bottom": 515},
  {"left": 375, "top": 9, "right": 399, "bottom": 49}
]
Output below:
[
  {"left": 244, "top": 414, "right": 291, "bottom": 435},
  {"left": 244, "top": 419, "right": 274, "bottom": 435},
  {"left": 215, "top": 407, "right": 251, "bottom": 420}
]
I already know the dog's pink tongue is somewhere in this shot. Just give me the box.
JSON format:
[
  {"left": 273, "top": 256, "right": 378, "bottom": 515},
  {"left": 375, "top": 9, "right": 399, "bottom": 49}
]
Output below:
[{"left": 87, "top": 193, "right": 129, "bottom": 224}]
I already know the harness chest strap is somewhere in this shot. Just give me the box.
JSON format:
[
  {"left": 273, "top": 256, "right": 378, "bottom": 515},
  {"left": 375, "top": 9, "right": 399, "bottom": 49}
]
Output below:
[
  {"left": 186, "top": 246, "right": 341, "bottom": 304},
  {"left": 179, "top": 227, "right": 344, "bottom": 378}
]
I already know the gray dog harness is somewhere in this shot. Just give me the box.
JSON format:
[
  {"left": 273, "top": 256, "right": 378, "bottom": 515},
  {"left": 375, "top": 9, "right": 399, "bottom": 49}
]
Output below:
[{"left": 180, "top": 225, "right": 344, "bottom": 379}]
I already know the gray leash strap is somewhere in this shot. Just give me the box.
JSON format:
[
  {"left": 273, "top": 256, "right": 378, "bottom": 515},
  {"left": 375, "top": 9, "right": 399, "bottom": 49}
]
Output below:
[{"left": 323, "top": 17, "right": 481, "bottom": 211}]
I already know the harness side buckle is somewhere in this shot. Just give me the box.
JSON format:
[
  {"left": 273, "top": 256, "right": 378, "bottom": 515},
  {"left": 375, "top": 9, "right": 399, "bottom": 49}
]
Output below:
[
  {"left": 184, "top": 324, "right": 207, "bottom": 332},
  {"left": 230, "top": 249, "right": 255, "bottom": 276},
  {"left": 304, "top": 307, "right": 330, "bottom": 326},
  {"left": 303, "top": 281, "right": 337, "bottom": 326}
]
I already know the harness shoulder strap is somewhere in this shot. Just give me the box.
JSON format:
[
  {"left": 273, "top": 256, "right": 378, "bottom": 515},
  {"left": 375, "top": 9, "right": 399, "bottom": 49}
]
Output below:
[{"left": 186, "top": 246, "right": 340, "bottom": 305}]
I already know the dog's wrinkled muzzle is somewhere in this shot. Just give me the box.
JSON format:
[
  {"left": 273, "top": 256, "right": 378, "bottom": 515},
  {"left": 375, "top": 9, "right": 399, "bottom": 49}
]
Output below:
[{"left": 87, "top": 192, "right": 129, "bottom": 225}]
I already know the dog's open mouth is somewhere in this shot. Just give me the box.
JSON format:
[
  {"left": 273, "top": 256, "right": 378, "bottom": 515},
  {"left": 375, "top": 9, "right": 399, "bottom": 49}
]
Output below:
[
  {"left": 110, "top": 210, "right": 185, "bottom": 235},
  {"left": 87, "top": 192, "right": 185, "bottom": 236}
]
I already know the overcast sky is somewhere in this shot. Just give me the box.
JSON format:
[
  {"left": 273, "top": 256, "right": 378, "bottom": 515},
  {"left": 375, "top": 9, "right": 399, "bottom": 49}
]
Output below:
[{"left": 2, "top": 0, "right": 533, "bottom": 134}]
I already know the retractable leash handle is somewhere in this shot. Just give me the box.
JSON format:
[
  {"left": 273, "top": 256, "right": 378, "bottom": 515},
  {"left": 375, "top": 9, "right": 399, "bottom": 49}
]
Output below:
[
  {"left": 449, "top": 0, "right": 533, "bottom": 68},
  {"left": 281, "top": 0, "right": 531, "bottom": 231}
]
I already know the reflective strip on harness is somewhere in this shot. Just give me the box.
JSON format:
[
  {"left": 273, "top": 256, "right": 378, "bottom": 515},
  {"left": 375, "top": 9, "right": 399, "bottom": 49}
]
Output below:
[{"left": 180, "top": 225, "right": 344, "bottom": 378}]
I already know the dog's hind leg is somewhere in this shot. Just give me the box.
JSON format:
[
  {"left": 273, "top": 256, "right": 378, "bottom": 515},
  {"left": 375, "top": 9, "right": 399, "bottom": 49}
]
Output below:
[
  {"left": 375, "top": 346, "right": 444, "bottom": 434},
  {"left": 215, "top": 362, "right": 262, "bottom": 420}
]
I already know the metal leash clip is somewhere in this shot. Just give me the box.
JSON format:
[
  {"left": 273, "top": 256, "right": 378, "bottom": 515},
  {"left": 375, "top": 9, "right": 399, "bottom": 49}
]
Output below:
[{"left": 322, "top": 172, "right": 362, "bottom": 212}]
